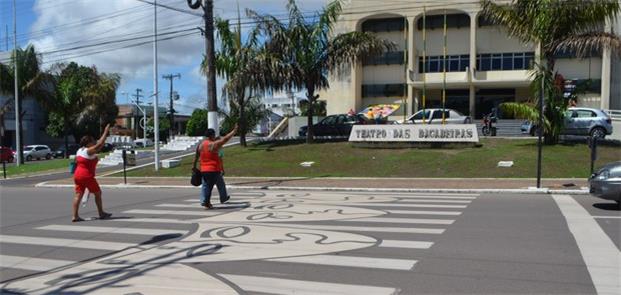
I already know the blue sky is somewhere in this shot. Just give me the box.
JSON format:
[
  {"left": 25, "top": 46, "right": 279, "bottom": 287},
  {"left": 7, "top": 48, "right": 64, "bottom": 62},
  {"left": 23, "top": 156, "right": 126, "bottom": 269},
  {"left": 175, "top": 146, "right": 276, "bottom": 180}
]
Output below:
[{"left": 0, "top": 0, "right": 327, "bottom": 115}]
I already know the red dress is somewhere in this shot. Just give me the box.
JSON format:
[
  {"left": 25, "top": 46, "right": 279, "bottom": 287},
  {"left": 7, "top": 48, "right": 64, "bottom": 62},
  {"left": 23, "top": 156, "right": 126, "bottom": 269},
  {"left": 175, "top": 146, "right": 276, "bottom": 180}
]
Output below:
[{"left": 73, "top": 148, "right": 101, "bottom": 194}]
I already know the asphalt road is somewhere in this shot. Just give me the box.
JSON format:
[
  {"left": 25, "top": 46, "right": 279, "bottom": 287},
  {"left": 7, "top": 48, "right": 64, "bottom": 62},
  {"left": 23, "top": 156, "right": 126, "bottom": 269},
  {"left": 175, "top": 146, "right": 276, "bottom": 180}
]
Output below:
[{"left": 0, "top": 186, "right": 618, "bottom": 294}]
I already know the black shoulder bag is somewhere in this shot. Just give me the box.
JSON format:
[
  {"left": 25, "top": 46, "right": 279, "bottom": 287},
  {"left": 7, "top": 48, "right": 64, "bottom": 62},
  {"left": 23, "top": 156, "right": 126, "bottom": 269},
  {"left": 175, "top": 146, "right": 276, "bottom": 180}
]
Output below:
[{"left": 190, "top": 142, "right": 202, "bottom": 187}]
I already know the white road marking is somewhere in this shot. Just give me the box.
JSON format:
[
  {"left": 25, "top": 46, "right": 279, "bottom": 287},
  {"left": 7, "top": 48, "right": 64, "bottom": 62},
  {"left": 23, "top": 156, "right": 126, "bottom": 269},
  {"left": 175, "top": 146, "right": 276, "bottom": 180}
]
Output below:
[
  {"left": 357, "top": 203, "right": 467, "bottom": 209},
  {"left": 394, "top": 194, "right": 478, "bottom": 199},
  {"left": 552, "top": 194, "right": 621, "bottom": 295},
  {"left": 343, "top": 217, "right": 454, "bottom": 225},
  {"left": 267, "top": 254, "right": 416, "bottom": 270},
  {"left": 220, "top": 274, "right": 399, "bottom": 295},
  {"left": 0, "top": 255, "right": 75, "bottom": 272},
  {"left": 386, "top": 209, "right": 462, "bottom": 216},
  {"left": 593, "top": 216, "right": 621, "bottom": 219},
  {"left": 123, "top": 209, "right": 221, "bottom": 216},
  {"left": 108, "top": 218, "right": 194, "bottom": 224},
  {"left": 379, "top": 240, "right": 434, "bottom": 249},
  {"left": 268, "top": 223, "right": 445, "bottom": 234},
  {"left": 396, "top": 199, "right": 472, "bottom": 204},
  {"left": 155, "top": 203, "right": 201, "bottom": 208},
  {"left": 37, "top": 225, "right": 188, "bottom": 236},
  {"left": 0, "top": 235, "right": 134, "bottom": 251}
]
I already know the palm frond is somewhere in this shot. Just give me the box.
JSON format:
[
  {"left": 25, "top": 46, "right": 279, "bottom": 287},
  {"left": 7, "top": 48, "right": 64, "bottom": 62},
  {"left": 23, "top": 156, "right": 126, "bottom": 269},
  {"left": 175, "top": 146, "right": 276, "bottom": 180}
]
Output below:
[
  {"left": 555, "top": 31, "right": 621, "bottom": 58},
  {"left": 479, "top": 0, "right": 541, "bottom": 44},
  {"left": 325, "top": 31, "right": 394, "bottom": 74}
]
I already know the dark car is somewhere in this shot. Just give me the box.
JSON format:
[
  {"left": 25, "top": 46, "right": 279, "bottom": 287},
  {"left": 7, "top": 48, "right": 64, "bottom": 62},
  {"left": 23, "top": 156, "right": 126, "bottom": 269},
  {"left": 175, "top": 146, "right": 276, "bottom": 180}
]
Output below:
[
  {"left": 299, "top": 114, "right": 367, "bottom": 137},
  {"left": 589, "top": 161, "right": 621, "bottom": 206},
  {"left": 54, "top": 144, "right": 80, "bottom": 158},
  {"left": 0, "top": 147, "right": 14, "bottom": 163}
]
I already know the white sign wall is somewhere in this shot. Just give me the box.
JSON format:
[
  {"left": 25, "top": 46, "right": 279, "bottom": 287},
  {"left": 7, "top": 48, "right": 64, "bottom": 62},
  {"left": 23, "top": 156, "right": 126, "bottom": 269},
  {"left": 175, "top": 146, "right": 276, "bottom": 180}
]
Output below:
[{"left": 349, "top": 124, "right": 480, "bottom": 143}]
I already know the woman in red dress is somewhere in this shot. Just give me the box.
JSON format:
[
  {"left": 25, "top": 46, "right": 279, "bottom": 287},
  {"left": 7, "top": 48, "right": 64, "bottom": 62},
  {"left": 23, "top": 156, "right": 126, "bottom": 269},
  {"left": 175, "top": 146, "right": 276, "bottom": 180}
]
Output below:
[{"left": 72, "top": 124, "right": 112, "bottom": 222}]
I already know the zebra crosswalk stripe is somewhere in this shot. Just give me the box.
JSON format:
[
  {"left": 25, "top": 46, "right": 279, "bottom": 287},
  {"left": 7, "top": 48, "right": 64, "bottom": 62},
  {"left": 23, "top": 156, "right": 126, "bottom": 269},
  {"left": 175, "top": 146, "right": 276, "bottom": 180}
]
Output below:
[
  {"left": 357, "top": 203, "right": 467, "bottom": 209},
  {"left": 379, "top": 240, "right": 434, "bottom": 249},
  {"left": 123, "top": 209, "right": 221, "bottom": 216},
  {"left": 266, "top": 223, "right": 445, "bottom": 234},
  {"left": 344, "top": 217, "right": 454, "bottom": 225},
  {"left": 0, "top": 255, "right": 75, "bottom": 272},
  {"left": 36, "top": 225, "right": 188, "bottom": 236},
  {"left": 267, "top": 254, "right": 416, "bottom": 270},
  {"left": 220, "top": 274, "right": 399, "bottom": 295},
  {"left": 395, "top": 199, "right": 472, "bottom": 204},
  {"left": 0, "top": 234, "right": 134, "bottom": 251},
  {"left": 385, "top": 209, "right": 462, "bottom": 215}
]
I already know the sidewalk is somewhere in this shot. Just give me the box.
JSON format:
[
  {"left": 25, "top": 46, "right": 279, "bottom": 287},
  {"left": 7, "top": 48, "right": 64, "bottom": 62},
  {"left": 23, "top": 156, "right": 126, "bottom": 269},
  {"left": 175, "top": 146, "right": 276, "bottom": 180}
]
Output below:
[{"left": 37, "top": 176, "right": 590, "bottom": 194}]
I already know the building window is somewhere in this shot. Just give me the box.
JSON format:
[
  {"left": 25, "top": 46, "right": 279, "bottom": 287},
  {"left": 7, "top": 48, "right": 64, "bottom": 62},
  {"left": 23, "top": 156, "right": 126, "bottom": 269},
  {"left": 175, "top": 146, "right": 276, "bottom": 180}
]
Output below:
[
  {"left": 417, "top": 14, "right": 469, "bottom": 30},
  {"left": 362, "top": 17, "right": 406, "bottom": 32},
  {"left": 362, "top": 84, "right": 406, "bottom": 97},
  {"left": 363, "top": 51, "right": 405, "bottom": 66},
  {"left": 476, "top": 52, "right": 535, "bottom": 71},
  {"left": 418, "top": 54, "right": 469, "bottom": 73}
]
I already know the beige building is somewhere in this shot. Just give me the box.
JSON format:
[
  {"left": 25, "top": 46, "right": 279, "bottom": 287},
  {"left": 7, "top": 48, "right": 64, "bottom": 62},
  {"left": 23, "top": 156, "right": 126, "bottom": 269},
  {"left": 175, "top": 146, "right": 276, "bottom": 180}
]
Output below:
[{"left": 321, "top": 0, "right": 620, "bottom": 119}]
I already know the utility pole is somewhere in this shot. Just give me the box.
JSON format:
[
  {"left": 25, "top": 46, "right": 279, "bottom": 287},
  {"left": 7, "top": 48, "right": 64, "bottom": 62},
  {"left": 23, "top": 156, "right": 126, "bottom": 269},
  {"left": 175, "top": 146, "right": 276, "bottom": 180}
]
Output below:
[
  {"left": 188, "top": 0, "right": 218, "bottom": 135},
  {"left": 13, "top": 0, "right": 21, "bottom": 166},
  {"left": 153, "top": 0, "right": 160, "bottom": 171},
  {"left": 132, "top": 89, "right": 143, "bottom": 139},
  {"left": 162, "top": 73, "right": 180, "bottom": 140}
]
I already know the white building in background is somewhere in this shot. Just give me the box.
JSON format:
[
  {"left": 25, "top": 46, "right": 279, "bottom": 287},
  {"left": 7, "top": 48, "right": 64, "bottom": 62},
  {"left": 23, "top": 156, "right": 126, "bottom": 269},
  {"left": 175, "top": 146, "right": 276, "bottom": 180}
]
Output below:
[
  {"left": 321, "top": 0, "right": 620, "bottom": 119},
  {"left": 261, "top": 91, "right": 303, "bottom": 117}
]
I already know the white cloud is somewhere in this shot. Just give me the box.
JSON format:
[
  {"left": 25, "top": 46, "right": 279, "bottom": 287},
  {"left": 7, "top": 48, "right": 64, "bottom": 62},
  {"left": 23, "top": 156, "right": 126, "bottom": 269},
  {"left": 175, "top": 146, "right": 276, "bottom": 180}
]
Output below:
[{"left": 28, "top": 0, "right": 327, "bottom": 80}]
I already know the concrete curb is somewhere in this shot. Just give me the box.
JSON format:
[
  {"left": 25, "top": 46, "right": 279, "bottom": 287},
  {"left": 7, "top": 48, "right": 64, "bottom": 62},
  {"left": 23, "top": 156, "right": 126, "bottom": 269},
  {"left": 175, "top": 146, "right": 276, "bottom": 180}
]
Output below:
[{"left": 34, "top": 182, "right": 589, "bottom": 195}]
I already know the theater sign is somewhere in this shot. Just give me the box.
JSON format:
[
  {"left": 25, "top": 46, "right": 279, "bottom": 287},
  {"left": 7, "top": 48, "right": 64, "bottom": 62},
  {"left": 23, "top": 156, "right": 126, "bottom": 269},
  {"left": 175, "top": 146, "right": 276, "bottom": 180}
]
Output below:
[{"left": 349, "top": 124, "right": 479, "bottom": 143}]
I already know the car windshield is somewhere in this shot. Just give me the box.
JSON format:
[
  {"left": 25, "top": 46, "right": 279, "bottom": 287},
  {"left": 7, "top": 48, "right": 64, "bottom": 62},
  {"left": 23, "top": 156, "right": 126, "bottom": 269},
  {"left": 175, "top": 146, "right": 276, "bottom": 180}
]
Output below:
[{"left": 410, "top": 110, "right": 431, "bottom": 120}]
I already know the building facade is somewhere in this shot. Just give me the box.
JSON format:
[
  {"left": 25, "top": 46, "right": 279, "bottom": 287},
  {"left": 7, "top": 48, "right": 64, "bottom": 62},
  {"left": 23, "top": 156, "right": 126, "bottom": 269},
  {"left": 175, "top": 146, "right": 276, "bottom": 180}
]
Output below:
[{"left": 321, "top": 0, "right": 620, "bottom": 119}]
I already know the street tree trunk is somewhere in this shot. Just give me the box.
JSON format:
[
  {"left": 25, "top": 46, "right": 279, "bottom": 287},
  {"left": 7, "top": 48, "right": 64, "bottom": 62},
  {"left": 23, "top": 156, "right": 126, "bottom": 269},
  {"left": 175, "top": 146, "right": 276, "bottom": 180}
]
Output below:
[
  {"left": 306, "top": 85, "right": 315, "bottom": 144},
  {"left": 239, "top": 90, "right": 247, "bottom": 147}
]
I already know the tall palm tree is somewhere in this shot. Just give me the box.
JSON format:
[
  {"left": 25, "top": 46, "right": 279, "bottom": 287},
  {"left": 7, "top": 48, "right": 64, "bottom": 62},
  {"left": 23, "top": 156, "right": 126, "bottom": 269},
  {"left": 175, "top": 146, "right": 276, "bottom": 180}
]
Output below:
[
  {"left": 481, "top": 0, "right": 621, "bottom": 144},
  {"left": 0, "top": 45, "right": 52, "bottom": 162},
  {"left": 249, "top": 0, "right": 394, "bottom": 143},
  {"left": 205, "top": 11, "right": 264, "bottom": 147}
]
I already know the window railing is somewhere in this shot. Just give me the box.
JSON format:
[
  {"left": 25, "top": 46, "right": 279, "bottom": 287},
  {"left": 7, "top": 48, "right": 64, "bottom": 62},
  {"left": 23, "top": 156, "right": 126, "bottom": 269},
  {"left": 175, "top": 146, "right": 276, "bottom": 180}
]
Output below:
[
  {"left": 362, "top": 84, "right": 406, "bottom": 97},
  {"left": 363, "top": 51, "right": 405, "bottom": 66}
]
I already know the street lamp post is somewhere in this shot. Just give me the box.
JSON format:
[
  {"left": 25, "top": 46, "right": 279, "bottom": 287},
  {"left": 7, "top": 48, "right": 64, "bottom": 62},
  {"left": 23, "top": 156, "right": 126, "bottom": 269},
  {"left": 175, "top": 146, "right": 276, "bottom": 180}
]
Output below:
[{"left": 12, "top": 0, "right": 21, "bottom": 166}]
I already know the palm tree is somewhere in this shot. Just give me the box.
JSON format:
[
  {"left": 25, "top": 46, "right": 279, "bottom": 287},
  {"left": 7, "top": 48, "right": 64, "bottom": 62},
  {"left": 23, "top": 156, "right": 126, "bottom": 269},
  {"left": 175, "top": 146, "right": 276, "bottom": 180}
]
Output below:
[
  {"left": 249, "top": 0, "right": 394, "bottom": 143},
  {"left": 205, "top": 12, "right": 264, "bottom": 147},
  {"left": 481, "top": 0, "right": 621, "bottom": 144},
  {"left": 0, "top": 45, "right": 52, "bottom": 162}
]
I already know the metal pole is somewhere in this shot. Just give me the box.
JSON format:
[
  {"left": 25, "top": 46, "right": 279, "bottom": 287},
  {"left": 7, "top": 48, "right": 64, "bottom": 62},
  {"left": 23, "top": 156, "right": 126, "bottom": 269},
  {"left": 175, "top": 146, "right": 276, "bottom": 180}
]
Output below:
[
  {"left": 2, "top": 161, "right": 6, "bottom": 179},
  {"left": 422, "top": 7, "right": 427, "bottom": 124},
  {"left": 12, "top": 0, "right": 21, "bottom": 167},
  {"left": 205, "top": 0, "right": 218, "bottom": 134},
  {"left": 536, "top": 49, "right": 544, "bottom": 188},
  {"left": 153, "top": 0, "right": 160, "bottom": 171}
]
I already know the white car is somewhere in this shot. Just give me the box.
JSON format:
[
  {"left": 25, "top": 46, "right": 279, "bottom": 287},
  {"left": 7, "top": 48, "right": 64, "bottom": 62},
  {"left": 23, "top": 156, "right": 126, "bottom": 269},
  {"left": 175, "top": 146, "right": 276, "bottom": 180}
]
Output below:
[
  {"left": 134, "top": 138, "right": 153, "bottom": 148},
  {"left": 23, "top": 145, "right": 53, "bottom": 161},
  {"left": 395, "top": 109, "right": 472, "bottom": 125}
]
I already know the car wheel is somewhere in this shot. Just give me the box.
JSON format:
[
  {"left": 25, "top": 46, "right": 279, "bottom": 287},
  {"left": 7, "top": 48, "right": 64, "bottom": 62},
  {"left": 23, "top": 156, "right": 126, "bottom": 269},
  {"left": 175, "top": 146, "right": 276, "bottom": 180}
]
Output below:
[
  {"left": 26, "top": 155, "right": 32, "bottom": 161},
  {"left": 590, "top": 127, "right": 606, "bottom": 139},
  {"left": 46, "top": 153, "right": 52, "bottom": 160}
]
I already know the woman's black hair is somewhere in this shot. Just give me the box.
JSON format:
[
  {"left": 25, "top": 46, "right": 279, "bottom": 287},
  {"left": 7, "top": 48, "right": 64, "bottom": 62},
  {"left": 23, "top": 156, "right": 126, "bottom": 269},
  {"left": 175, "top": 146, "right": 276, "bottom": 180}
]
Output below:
[
  {"left": 79, "top": 135, "right": 95, "bottom": 147},
  {"left": 206, "top": 129, "right": 216, "bottom": 138}
]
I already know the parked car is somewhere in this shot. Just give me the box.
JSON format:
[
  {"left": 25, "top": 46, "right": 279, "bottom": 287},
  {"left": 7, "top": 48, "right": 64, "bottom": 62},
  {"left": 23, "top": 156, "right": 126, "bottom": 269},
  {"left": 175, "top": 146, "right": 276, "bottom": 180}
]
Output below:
[
  {"left": 395, "top": 109, "right": 472, "bottom": 125},
  {"left": 134, "top": 138, "right": 153, "bottom": 148},
  {"left": 0, "top": 147, "right": 14, "bottom": 163},
  {"left": 589, "top": 161, "right": 621, "bottom": 206},
  {"left": 23, "top": 145, "right": 53, "bottom": 161},
  {"left": 53, "top": 144, "right": 80, "bottom": 158},
  {"left": 521, "top": 108, "right": 613, "bottom": 138},
  {"left": 299, "top": 114, "right": 367, "bottom": 137}
]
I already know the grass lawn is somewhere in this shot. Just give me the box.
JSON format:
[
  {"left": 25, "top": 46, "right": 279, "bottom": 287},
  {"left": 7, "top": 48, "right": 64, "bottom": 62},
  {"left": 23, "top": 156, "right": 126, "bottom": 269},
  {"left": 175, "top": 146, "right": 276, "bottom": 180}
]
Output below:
[
  {"left": 2, "top": 158, "right": 72, "bottom": 177},
  {"left": 122, "top": 139, "right": 620, "bottom": 179},
  {"left": 1, "top": 152, "right": 110, "bottom": 178}
]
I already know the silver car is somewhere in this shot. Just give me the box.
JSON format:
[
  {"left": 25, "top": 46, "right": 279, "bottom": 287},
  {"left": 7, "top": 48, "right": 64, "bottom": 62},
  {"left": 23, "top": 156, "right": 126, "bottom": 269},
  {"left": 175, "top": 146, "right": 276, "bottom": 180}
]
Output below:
[
  {"left": 589, "top": 161, "right": 621, "bottom": 206},
  {"left": 521, "top": 108, "right": 613, "bottom": 138},
  {"left": 397, "top": 109, "right": 472, "bottom": 124},
  {"left": 23, "top": 145, "right": 53, "bottom": 161}
]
